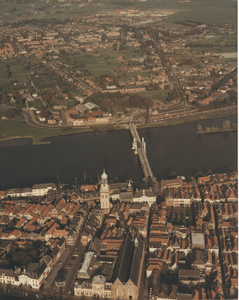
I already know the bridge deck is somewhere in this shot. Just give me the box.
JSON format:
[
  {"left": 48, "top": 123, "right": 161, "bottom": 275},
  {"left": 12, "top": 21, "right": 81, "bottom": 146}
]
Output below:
[
  {"left": 129, "top": 123, "right": 141, "bottom": 144},
  {"left": 138, "top": 148, "right": 153, "bottom": 178},
  {"left": 129, "top": 123, "right": 154, "bottom": 180}
]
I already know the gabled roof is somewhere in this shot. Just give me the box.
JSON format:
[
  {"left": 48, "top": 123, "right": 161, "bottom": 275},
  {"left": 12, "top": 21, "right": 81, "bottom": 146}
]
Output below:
[
  {"left": 129, "top": 236, "right": 144, "bottom": 285},
  {"left": 113, "top": 234, "right": 133, "bottom": 283}
]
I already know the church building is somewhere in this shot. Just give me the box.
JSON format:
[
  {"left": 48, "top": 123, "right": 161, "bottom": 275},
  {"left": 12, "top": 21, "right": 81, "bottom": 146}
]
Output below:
[{"left": 100, "top": 169, "right": 110, "bottom": 212}]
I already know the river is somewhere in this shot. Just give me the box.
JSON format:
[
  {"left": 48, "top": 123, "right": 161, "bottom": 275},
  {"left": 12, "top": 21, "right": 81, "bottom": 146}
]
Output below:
[{"left": 0, "top": 116, "right": 237, "bottom": 190}]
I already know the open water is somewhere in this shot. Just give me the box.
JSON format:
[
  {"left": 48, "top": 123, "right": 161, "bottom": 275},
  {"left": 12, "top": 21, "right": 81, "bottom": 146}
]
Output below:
[{"left": 0, "top": 116, "right": 237, "bottom": 190}]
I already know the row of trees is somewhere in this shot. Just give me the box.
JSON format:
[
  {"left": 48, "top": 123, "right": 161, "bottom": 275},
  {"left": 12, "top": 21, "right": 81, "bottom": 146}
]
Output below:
[
  {"left": 197, "top": 120, "right": 236, "bottom": 133},
  {"left": 168, "top": 206, "right": 193, "bottom": 227},
  {"left": 87, "top": 92, "right": 153, "bottom": 114},
  {"left": 1, "top": 241, "right": 41, "bottom": 270}
]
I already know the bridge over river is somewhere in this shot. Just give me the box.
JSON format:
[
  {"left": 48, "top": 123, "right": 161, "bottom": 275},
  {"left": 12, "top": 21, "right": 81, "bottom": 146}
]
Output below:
[{"left": 129, "top": 123, "right": 159, "bottom": 191}]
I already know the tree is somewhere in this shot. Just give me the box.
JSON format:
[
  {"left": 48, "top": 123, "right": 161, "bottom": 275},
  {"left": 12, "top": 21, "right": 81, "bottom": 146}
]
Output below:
[
  {"left": 101, "top": 33, "right": 107, "bottom": 42},
  {"left": 40, "top": 109, "right": 50, "bottom": 118},
  {"left": 171, "top": 211, "right": 176, "bottom": 223},
  {"left": 196, "top": 171, "right": 203, "bottom": 178},
  {"left": 161, "top": 264, "right": 169, "bottom": 275},
  {"left": 168, "top": 171, "right": 177, "bottom": 179},
  {"left": 100, "top": 98, "right": 113, "bottom": 113},
  {"left": 1, "top": 259, "right": 9, "bottom": 267},
  {"left": 5, "top": 108, "right": 21, "bottom": 119},
  {"left": 30, "top": 249, "right": 39, "bottom": 260},
  {"left": 182, "top": 216, "right": 187, "bottom": 226},
  {"left": 197, "top": 123, "right": 203, "bottom": 132},
  {"left": 1, "top": 94, "right": 9, "bottom": 104},
  {"left": 177, "top": 214, "right": 181, "bottom": 225},
  {"left": 222, "top": 120, "right": 230, "bottom": 129}
]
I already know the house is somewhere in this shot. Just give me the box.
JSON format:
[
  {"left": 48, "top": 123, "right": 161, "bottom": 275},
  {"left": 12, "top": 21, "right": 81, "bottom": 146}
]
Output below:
[
  {"left": 74, "top": 276, "right": 112, "bottom": 298},
  {"left": 191, "top": 248, "right": 206, "bottom": 270},
  {"left": 191, "top": 233, "right": 205, "bottom": 249},
  {"left": 0, "top": 269, "right": 18, "bottom": 285},
  {"left": 178, "top": 269, "right": 201, "bottom": 285},
  {"left": 161, "top": 178, "right": 183, "bottom": 193},
  {"left": 32, "top": 183, "right": 57, "bottom": 197},
  {"left": 157, "top": 283, "right": 178, "bottom": 300}
]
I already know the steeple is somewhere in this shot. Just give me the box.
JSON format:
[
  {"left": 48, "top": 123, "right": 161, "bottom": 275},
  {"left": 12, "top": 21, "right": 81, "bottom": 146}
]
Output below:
[
  {"left": 101, "top": 169, "right": 108, "bottom": 185},
  {"left": 100, "top": 169, "right": 110, "bottom": 212}
]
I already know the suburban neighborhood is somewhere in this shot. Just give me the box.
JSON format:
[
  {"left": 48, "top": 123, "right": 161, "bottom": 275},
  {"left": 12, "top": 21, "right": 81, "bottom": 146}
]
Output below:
[{"left": 0, "top": 2, "right": 237, "bottom": 129}]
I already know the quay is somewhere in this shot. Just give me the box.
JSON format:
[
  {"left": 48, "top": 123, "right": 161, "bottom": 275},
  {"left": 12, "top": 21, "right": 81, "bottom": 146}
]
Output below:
[{"left": 129, "top": 123, "right": 159, "bottom": 191}]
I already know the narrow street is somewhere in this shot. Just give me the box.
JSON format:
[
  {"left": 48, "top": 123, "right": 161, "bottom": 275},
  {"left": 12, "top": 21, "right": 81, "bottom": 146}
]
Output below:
[{"left": 42, "top": 208, "right": 89, "bottom": 298}]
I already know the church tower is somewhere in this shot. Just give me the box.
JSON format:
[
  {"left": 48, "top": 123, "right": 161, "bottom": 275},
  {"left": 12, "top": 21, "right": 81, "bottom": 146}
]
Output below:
[{"left": 100, "top": 169, "right": 110, "bottom": 212}]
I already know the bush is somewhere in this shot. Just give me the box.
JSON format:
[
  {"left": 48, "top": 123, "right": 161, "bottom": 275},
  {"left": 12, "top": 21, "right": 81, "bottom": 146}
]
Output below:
[{"left": 5, "top": 108, "right": 21, "bottom": 119}]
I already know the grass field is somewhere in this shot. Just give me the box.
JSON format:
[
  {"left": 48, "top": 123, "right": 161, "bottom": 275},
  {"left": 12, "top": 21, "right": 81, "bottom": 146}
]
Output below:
[
  {"left": 0, "top": 59, "right": 28, "bottom": 89},
  {"left": 27, "top": 100, "right": 42, "bottom": 109},
  {"left": 0, "top": 107, "right": 64, "bottom": 144},
  {"left": 0, "top": 1, "right": 47, "bottom": 22},
  {"left": 8, "top": 60, "right": 28, "bottom": 84},
  {"left": 120, "top": 71, "right": 149, "bottom": 79},
  {"left": 0, "top": 62, "right": 5, "bottom": 89},
  {"left": 102, "top": 0, "right": 236, "bottom": 25},
  {"left": 141, "top": 90, "right": 170, "bottom": 101},
  {"left": 0, "top": 0, "right": 236, "bottom": 25}
]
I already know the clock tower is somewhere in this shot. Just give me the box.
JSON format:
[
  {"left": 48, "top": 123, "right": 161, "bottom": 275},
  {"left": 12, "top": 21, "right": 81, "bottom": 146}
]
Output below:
[{"left": 100, "top": 169, "right": 110, "bottom": 212}]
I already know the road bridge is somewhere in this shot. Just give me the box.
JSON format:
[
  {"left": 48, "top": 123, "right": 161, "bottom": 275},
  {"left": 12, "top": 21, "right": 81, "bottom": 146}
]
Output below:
[
  {"left": 129, "top": 123, "right": 159, "bottom": 191},
  {"left": 129, "top": 122, "right": 141, "bottom": 144}
]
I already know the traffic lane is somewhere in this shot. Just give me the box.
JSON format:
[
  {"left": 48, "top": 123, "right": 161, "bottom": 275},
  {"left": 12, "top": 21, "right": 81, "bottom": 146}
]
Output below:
[
  {"left": 43, "top": 248, "right": 72, "bottom": 291},
  {"left": 62, "top": 243, "right": 86, "bottom": 297}
]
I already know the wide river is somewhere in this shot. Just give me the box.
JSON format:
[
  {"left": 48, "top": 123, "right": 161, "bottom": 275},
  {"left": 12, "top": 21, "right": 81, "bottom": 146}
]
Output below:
[{"left": 0, "top": 116, "right": 237, "bottom": 190}]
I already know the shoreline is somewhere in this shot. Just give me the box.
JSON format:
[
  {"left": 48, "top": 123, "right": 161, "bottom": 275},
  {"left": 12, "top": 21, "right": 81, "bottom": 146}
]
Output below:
[
  {"left": 196, "top": 128, "right": 237, "bottom": 134},
  {"left": 0, "top": 108, "right": 237, "bottom": 146}
]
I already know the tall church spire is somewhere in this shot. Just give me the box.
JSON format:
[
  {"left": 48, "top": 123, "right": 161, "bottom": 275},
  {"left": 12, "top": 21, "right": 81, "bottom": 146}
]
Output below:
[{"left": 100, "top": 169, "right": 110, "bottom": 212}]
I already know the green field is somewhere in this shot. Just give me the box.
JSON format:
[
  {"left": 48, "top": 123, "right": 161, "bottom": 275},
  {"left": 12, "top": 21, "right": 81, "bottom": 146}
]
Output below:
[
  {"left": 102, "top": 0, "right": 237, "bottom": 25},
  {"left": 0, "top": 2, "right": 104, "bottom": 22},
  {"left": 27, "top": 100, "right": 42, "bottom": 109},
  {"left": 0, "top": 107, "right": 90, "bottom": 144},
  {"left": 0, "top": 63, "right": 5, "bottom": 89},
  {"left": 8, "top": 60, "right": 28, "bottom": 84},
  {"left": 0, "top": 0, "right": 236, "bottom": 25},
  {"left": 141, "top": 90, "right": 170, "bottom": 102},
  {"left": 0, "top": 59, "right": 28, "bottom": 89}
]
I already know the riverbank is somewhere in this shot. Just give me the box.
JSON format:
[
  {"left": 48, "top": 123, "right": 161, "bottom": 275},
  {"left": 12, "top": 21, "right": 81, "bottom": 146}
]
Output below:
[
  {"left": 197, "top": 128, "right": 237, "bottom": 134},
  {"left": 0, "top": 106, "right": 237, "bottom": 145},
  {"left": 138, "top": 105, "right": 237, "bottom": 130}
]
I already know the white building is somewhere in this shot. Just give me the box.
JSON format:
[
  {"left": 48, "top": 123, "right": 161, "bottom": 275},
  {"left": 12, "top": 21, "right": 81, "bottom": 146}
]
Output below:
[
  {"left": 133, "top": 188, "right": 156, "bottom": 207},
  {"left": 32, "top": 183, "right": 57, "bottom": 197},
  {"left": 74, "top": 275, "right": 112, "bottom": 298},
  {"left": 7, "top": 187, "right": 32, "bottom": 198},
  {"left": 18, "top": 261, "right": 49, "bottom": 289},
  {"left": 0, "top": 269, "right": 19, "bottom": 285},
  {"left": 100, "top": 170, "right": 110, "bottom": 212},
  {"left": 78, "top": 252, "right": 96, "bottom": 279}
]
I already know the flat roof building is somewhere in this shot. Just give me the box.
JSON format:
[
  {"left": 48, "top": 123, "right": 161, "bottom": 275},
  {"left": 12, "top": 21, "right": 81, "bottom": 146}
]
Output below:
[{"left": 191, "top": 233, "right": 205, "bottom": 249}]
